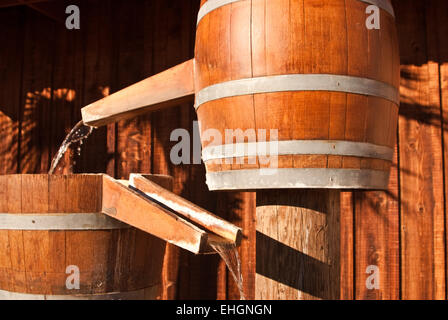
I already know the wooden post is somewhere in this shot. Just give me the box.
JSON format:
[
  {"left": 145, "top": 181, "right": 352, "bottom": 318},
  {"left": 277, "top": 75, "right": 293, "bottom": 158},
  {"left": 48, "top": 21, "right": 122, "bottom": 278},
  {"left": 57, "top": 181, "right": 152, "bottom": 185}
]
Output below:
[{"left": 256, "top": 190, "right": 340, "bottom": 300}]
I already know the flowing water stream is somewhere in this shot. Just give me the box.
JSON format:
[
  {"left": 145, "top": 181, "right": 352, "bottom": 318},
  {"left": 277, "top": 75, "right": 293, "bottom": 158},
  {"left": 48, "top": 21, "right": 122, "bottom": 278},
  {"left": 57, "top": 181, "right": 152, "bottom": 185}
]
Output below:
[
  {"left": 209, "top": 242, "right": 245, "bottom": 300},
  {"left": 49, "top": 120, "right": 95, "bottom": 174}
]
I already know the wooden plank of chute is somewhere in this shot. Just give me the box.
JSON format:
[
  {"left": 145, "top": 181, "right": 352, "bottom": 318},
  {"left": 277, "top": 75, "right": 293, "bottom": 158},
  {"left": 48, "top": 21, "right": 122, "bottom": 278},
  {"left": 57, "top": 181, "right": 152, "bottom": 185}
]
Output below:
[
  {"left": 130, "top": 173, "right": 242, "bottom": 246},
  {"left": 81, "top": 59, "right": 195, "bottom": 127},
  {"left": 102, "top": 175, "right": 208, "bottom": 254},
  {"left": 102, "top": 175, "right": 233, "bottom": 254}
]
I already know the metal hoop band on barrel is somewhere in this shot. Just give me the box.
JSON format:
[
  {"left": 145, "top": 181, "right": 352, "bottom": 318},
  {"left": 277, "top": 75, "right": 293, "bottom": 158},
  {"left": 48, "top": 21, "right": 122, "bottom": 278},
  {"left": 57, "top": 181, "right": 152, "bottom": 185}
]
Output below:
[
  {"left": 194, "top": 74, "right": 400, "bottom": 110},
  {"left": 206, "top": 168, "right": 390, "bottom": 190},
  {"left": 202, "top": 140, "right": 394, "bottom": 162},
  {"left": 0, "top": 286, "right": 159, "bottom": 300},
  {"left": 0, "top": 213, "right": 129, "bottom": 230},
  {"left": 197, "top": 0, "right": 395, "bottom": 25}
]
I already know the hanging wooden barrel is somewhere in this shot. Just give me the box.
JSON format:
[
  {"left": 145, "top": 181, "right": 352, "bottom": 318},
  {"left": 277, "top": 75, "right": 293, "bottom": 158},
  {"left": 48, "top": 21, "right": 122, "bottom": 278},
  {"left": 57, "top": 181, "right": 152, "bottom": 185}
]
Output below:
[
  {"left": 194, "top": 0, "right": 399, "bottom": 190},
  {"left": 0, "top": 174, "right": 167, "bottom": 300}
]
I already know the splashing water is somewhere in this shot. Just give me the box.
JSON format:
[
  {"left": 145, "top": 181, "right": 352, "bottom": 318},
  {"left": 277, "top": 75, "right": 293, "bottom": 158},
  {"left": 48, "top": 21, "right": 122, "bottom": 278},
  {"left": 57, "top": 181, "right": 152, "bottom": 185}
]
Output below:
[
  {"left": 210, "top": 242, "right": 245, "bottom": 300},
  {"left": 49, "top": 120, "right": 94, "bottom": 174}
]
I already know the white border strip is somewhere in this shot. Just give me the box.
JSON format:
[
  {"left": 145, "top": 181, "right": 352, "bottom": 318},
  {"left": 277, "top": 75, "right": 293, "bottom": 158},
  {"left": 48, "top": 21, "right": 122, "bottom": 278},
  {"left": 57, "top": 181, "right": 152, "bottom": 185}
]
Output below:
[
  {"left": 194, "top": 74, "right": 399, "bottom": 109},
  {"left": 202, "top": 140, "right": 394, "bottom": 162},
  {"left": 206, "top": 168, "right": 390, "bottom": 190},
  {"left": 197, "top": 0, "right": 244, "bottom": 25},
  {"left": 0, "top": 286, "right": 157, "bottom": 300},
  {"left": 0, "top": 213, "right": 129, "bottom": 230},
  {"left": 197, "top": 0, "right": 395, "bottom": 25}
]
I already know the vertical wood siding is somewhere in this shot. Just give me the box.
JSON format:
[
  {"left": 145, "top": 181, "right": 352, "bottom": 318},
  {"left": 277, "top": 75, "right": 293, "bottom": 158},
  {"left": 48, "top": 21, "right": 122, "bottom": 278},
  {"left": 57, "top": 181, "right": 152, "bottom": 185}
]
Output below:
[{"left": 0, "top": 0, "right": 446, "bottom": 300}]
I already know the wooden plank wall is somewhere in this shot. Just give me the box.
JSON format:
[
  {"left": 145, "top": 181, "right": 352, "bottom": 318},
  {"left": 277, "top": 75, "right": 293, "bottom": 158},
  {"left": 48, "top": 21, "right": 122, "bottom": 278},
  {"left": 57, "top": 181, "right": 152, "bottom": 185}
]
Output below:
[
  {"left": 341, "top": 0, "right": 448, "bottom": 300},
  {"left": 0, "top": 0, "right": 446, "bottom": 300}
]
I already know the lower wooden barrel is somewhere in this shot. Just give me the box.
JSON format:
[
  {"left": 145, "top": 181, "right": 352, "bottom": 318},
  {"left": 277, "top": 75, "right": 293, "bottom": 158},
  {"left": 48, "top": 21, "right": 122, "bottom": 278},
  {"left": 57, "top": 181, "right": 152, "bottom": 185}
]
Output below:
[
  {"left": 0, "top": 174, "right": 167, "bottom": 300},
  {"left": 194, "top": 0, "right": 400, "bottom": 190}
]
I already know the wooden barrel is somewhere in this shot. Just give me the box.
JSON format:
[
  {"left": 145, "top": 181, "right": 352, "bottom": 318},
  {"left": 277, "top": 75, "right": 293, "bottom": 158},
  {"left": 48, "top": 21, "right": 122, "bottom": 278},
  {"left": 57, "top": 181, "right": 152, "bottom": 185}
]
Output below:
[
  {"left": 0, "top": 174, "right": 167, "bottom": 300},
  {"left": 194, "top": 0, "right": 399, "bottom": 190}
]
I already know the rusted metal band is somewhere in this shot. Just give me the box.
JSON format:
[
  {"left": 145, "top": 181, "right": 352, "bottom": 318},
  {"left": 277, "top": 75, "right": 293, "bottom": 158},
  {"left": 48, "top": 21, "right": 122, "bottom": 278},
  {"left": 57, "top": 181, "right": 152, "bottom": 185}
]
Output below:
[
  {"left": 206, "top": 168, "right": 390, "bottom": 190},
  {"left": 194, "top": 74, "right": 400, "bottom": 109},
  {"left": 197, "top": 0, "right": 394, "bottom": 25},
  {"left": 202, "top": 140, "right": 394, "bottom": 162},
  {"left": 0, "top": 213, "right": 129, "bottom": 231},
  {"left": 0, "top": 286, "right": 159, "bottom": 300}
]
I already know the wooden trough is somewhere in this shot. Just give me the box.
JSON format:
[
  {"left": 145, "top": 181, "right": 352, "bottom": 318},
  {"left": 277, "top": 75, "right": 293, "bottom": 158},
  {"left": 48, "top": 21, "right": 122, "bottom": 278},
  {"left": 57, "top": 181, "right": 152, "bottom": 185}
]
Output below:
[
  {"left": 80, "top": 0, "right": 400, "bottom": 300},
  {"left": 0, "top": 174, "right": 241, "bottom": 300}
]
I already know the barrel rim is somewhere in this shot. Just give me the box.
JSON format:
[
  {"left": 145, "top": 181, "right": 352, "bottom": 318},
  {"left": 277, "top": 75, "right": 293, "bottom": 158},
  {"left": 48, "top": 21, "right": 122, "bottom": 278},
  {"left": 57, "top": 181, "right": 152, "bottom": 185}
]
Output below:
[
  {"left": 206, "top": 168, "right": 390, "bottom": 190},
  {"left": 197, "top": 0, "right": 395, "bottom": 26},
  {"left": 0, "top": 285, "right": 160, "bottom": 300}
]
